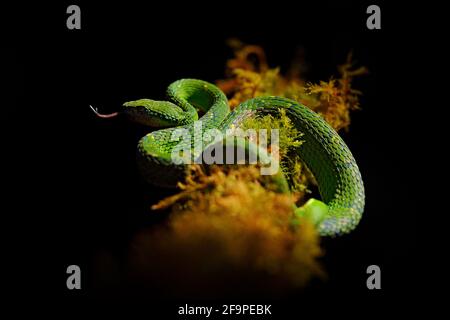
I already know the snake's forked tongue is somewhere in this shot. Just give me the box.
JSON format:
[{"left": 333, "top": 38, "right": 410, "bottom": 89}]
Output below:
[{"left": 89, "top": 105, "right": 119, "bottom": 118}]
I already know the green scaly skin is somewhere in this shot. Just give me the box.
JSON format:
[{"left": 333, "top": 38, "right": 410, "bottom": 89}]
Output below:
[{"left": 121, "top": 79, "right": 365, "bottom": 236}]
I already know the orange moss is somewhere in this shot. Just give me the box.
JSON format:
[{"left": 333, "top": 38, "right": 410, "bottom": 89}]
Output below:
[
  {"left": 132, "top": 165, "right": 324, "bottom": 297},
  {"left": 217, "top": 40, "right": 367, "bottom": 131}
]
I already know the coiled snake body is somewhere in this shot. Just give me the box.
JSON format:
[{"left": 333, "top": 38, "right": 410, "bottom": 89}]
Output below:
[{"left": 94, "top": 79, "right": 364, "bottom": 236}]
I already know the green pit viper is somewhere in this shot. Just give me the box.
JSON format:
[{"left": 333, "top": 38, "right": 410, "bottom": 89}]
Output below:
[{"left": 91, "top": 79, "right": 365, "bottom": 236}]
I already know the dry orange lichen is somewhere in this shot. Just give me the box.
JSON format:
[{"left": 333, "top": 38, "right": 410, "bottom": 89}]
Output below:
[
  {"left": 131, "top": 165, "right": 324, "bottom": 297},
  {"left": 217, "top": 39, "right": 367, "bottom": 131}
]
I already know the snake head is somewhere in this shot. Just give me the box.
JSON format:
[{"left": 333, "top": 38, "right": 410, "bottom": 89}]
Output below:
[{"left": 122, "top": 99, "right": 188, "bottom": 128}]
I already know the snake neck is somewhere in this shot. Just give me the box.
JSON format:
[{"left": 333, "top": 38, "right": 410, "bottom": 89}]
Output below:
[
  {"left": 167, "top": 79, "right": 229, "bottom": 126},
  {"left": 137, "top": 79, "right": 231, "bottom": 182}
]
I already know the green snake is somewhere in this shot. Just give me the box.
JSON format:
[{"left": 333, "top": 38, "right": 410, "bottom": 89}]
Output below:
[{"left": 91, "top": 79, "right": 364, "bottom": 236}]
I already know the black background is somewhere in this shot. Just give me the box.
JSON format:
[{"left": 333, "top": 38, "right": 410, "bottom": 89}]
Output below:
[{"left": 9, "top": 0, "right": 419, "bottom": 316}]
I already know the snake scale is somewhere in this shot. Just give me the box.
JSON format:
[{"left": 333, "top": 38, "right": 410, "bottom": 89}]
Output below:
[{"left": 93, "top": 79, "right": 365, "bottom": 236}]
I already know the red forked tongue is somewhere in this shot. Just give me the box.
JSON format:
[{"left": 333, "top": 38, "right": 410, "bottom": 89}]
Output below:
[{"left": 89, "top": 105, "right": 119, "bottom": 118}]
